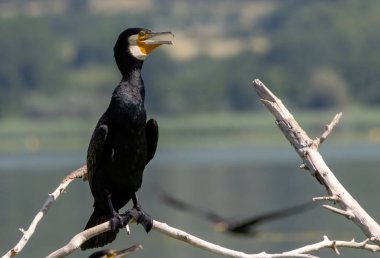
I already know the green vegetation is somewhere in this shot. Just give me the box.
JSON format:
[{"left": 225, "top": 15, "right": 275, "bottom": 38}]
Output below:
[
  {"left": 1, "top": 0, "right": 380, "bottom": 118},
  {"left": 1, "top": 107, "right": 380, "bottom": 154},
  {"left": 0, "top": 1, "right": 380, "bottom": 152}
]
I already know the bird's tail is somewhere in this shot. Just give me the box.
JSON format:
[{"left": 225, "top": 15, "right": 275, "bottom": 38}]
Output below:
[{"left": 80, "top": 210, "right": 119, "bottom": 250}]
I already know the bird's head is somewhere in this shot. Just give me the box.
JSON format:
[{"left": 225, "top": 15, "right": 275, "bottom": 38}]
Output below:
[
  {"left": 214, "top": 222, "right": 229, "bottom": 232},
  {"left": 114, "top": 28, "right": 173, "bottom": 74},
  {"left": 88, "top": 244, "right": 143, "bottom": 258}
]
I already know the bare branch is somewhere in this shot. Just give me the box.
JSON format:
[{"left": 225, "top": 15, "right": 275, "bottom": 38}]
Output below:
[
  {"left": 313, "top": 113, "right": 342, "bottom": 148},
  {"left": 46, "top": 217, "right": 380, "bottom": 258},
  {"left": 45, "top": 220, "right": 111, "bottom": 258},
  {"left": 252, "top": 79, "right": 380, "bottom": 245},
  {"left": 61, "top": 165, "right": 87, "bottom": 183},
  {"left": 284, "top": 236, "right": 380, "bottom": 255},
  {"left": 322, "top": 205, "right": 354, "bottom": 219},
  {"left": 2, "top": 165, "right": 87, "bottom": 258},
  {"left": 312, "top": 196, "right": 338, "bottom": 202},
  {"left": 153, "top": 220, "right": 322, "bottom": 258},
  {"left": 46, "top": 218, "right": 317, "bottom": 258}
]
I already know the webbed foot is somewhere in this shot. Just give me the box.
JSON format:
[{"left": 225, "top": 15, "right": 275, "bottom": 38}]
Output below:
[{"left": 123, "top": 207, "right": 153, "bottom": 233}]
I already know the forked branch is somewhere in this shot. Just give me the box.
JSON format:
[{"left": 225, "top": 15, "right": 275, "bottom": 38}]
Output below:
[{"left": 252, "top": 79, "right": 380, "bottom": 245}]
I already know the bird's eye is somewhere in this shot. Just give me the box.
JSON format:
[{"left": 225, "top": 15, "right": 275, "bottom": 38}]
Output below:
[{"left": 139, "top": 31, "right": 146, "bottom": 37}]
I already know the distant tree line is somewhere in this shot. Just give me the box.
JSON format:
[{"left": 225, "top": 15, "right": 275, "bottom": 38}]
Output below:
[{"left": 0, "top": 0, "right": 380, "bottom": 117}]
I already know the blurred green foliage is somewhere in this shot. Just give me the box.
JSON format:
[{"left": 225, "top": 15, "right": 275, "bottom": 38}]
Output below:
[
  {"left": 0, "top": 0, "right": 380, "bottom": 117},
  {"left": 2, "top": 106, "right": 380, "bottom": 154}
]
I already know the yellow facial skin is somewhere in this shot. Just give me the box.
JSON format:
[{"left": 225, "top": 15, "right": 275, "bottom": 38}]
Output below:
[
  {"left": 128, "top": 30, "right": 173, "bottom": 60},
  {"left": 137, "top": 30, "right": 173, "bottom": 55},
  {"left": 137, "top": 37, "right": 162, "bottom": 56}
]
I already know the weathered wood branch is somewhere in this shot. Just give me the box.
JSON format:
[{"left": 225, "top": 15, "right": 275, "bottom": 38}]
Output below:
[
  {"left": 283, "top": 236, "right": 380, "bottom": 255},
  {"left": 252, "top": 79, "right": 380, "bottom": 245},
  {"left": 45, "top": 219, "right": 111, "bottom": 258},
  {"left": 45, "top": 217, "right": 380, "bottom": 258},
  {"left": 152, "top": 221, "right": 380, "bottom": 257},
  {"left": 46, "top": 218, "right": 318, "bottom": 258}
]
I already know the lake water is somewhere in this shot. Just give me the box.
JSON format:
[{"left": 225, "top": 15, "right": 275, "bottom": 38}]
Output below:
[{"left": 0, "top": 144, "right": 379, "bottom": 258}]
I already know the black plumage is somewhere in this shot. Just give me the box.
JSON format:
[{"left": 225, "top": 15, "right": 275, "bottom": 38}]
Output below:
[{"left": 81, "top": 28, "right": 172, "bottom": 250}]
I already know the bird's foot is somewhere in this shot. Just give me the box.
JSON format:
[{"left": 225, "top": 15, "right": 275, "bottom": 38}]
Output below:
[
  {"left": 110, "top": 211, "right": 125, "bottom": 231},
  {"left": 135, "top": 207, "right": 153, "bottom": 233},
  {"left": 123, "top": 207, "right": 153, "bottom": 233}
]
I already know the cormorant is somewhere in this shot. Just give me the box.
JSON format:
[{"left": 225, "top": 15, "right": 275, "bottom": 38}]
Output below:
[
  {"left": 81, "top": 28, "right": 172, "bottom": 250},
  {"left": 88, "top": 244, "right": 142, "bottom": 258},
  {"left": 156, "top": 187, "right": 315, "bottom": 234}
]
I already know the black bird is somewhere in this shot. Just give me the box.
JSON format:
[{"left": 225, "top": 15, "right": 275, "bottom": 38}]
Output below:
[
  {"left": 88, "top": 244, "right": 142, "bottom": 258},
  {"left": 156, "top": 187, "right": 315, "bottom": 234},
  {"left": 81, "top": 28, "right": 172, "bottom": 250}
]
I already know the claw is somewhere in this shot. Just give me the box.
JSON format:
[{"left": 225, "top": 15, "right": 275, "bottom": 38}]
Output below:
[
  {"left": 137, "top": 209, "right": 153, "bottom": 233},
  {"left": 122, "top": 207, "right": 153, "bottom": 233}
]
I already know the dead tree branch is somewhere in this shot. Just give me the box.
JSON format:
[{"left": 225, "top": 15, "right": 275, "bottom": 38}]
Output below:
[
  {"left": 283, "top": 236, "right": 380, "bottom": 255},
  {"left": 45, "top": 218, "right": 380, "bottom": 258},
  {"left": 45, "top": 219, "right": 111, "bottom": 258},
  {"left": 45, "top": 218, "right": 317, "bottom": 258},
  {"left": 252, "top": 79, "right": 380, "bottom": 245}
]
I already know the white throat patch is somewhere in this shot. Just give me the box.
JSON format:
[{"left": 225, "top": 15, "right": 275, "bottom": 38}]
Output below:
[
  {"left": 128, "top": 35, "right": 146, "bottom": 60},
  {"left": 129, "top": 45, "right": 147, "bottom": 61}
]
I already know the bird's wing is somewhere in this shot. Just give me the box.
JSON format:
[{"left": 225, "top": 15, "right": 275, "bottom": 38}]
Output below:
[
  {"left": 86, "top": 123, "right": 108, "bottom": 188},
  {"left": 145, "top": 118, "right": 159, "bottom": 164},
  {"left": 155, "top": 186, "right": 225, "bottom": 223},
  {"left": 228, "top": 201, "right": 316, "bottom": 233}
]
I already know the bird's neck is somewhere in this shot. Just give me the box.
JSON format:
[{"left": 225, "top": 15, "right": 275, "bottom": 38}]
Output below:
[
  {"left": 116, "top": 53, "right": 144, "bottom": 78},
  {"left": 116, "top": 68, "right": 145, "bottom": 104},
  {"left": 122, "top": 67, "right": 143, "bottom": 82}
]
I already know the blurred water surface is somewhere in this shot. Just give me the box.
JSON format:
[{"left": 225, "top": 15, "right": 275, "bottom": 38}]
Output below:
[{"left": 0, "top": 144, "right": 379, "bottom": 258}]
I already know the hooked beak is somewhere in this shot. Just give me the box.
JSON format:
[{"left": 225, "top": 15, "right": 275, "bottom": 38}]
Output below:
[
  {"left": 88, "top": 244, "right": 143, "bottom": 258},
  {"left": 113, "top": 244, "right": 143, "bottom": 257},
  {"left": 136, "top": 31, "right": 173, "bottom": 56},
  {"left": 142, "top": 31, "right": 174, "bottom": 46}
]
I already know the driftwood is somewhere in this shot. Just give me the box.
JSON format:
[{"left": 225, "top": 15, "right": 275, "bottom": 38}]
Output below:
[{"left": 2, "top": 79, "right": 380, "bottom": 258}]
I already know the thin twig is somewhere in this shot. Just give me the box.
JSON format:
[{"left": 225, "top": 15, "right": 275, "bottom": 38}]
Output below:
[
  {"left": 312, "top": 196, "right": 338, "bottom": 202},
  {"left": 322, "top": 205, "right": 354, "bottom": 219},
  {"left": 313, "top": 113, "right": 342, "bottom": 147}
]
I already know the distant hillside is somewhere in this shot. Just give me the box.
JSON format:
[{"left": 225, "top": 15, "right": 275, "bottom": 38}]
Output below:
[{"left": 0, "top": 0, "right": 379, "bottom": 117}]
